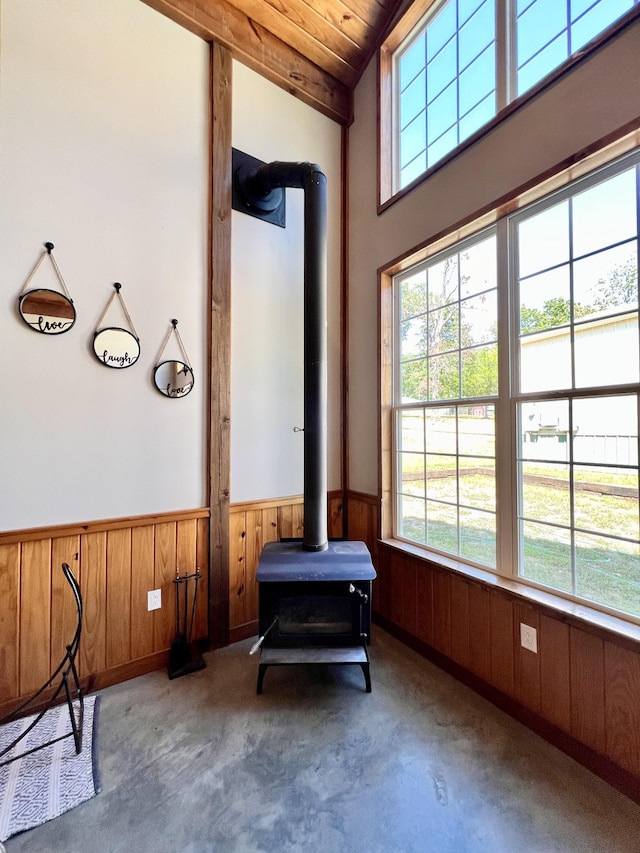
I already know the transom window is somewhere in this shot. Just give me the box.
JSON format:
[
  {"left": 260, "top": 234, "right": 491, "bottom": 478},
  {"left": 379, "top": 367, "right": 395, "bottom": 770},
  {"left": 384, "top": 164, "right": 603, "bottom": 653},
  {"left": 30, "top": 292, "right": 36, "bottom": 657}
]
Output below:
[
  {"left": 396, "top": 0, "right": 497, "bottom": 189},
  {"left": 390, "top": 0, "right": 637, "bottom": 194},
  {"left": 392, "top": 149, "right": 640, "bottom": 621},
  {"left": 516, "top": 0, "right": 636, "bottom": 95}
]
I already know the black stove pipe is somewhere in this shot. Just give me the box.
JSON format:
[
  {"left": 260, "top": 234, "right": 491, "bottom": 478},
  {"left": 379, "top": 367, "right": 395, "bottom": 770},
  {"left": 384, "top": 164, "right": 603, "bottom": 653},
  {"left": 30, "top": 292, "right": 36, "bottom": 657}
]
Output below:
[{"left": 242, "top": 161, "right": 328, "bottom": 552}]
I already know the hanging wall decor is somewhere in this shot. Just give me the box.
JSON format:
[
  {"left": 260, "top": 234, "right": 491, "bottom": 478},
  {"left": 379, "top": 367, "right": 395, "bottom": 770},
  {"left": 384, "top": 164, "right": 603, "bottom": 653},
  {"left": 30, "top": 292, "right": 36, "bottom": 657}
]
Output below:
[
  {"left": 93, "top": 282, "right": 140, "bottom": 368},
  {"left": 18, "top": 242, "right": 76, "bottom": 335},
  {"left": 153, "top": 319, "right": 194, "bottom": 398}
]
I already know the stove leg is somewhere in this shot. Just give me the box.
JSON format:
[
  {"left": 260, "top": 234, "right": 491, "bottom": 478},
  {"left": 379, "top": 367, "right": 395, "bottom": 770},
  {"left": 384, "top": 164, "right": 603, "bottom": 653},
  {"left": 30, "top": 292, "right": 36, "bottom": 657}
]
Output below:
[
  {"left": 257, "top": 664, "right": 268, "bottom": 695},
  {"left": 360, "top": 662, "right": 372, "bottom": 693}
]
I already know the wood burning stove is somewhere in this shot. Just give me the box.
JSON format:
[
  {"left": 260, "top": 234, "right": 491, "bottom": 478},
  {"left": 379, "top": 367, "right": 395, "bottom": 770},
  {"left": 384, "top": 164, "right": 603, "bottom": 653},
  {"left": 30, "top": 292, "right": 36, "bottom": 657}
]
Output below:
[
  {"left": 255, "top": 540, "right": 375, "bottom": 694},
  {"left": 234, "top": 155, "right": 376, "bottom": 694}
]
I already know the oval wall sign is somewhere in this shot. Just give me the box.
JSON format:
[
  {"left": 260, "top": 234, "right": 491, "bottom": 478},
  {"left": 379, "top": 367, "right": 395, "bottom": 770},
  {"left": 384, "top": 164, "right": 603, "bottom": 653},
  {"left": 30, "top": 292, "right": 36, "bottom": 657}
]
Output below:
[
  {"left": 93, "top": 327, "right": 140, "bottom": 369},
  {"left": 19, "top": 289, "right": 76, "bottom": 335}
]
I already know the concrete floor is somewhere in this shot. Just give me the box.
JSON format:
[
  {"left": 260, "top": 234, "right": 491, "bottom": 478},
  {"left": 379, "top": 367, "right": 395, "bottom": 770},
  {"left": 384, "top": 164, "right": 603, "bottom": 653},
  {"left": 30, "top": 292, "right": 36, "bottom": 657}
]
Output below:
[{"left": 6, "top": 629, "right": 640, "bottom": 852}]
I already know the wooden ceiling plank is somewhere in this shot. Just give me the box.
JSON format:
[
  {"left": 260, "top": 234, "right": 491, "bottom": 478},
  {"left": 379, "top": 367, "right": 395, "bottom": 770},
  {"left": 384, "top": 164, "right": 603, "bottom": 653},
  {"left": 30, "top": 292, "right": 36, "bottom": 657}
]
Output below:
[
  {"left": 296, "top": 0, "right": 376, "bottom": 48},
  {"left": 141, "top": 0, "right": 352, "bottom": 125},
  {"left": 209, "top": 0, "right": 360, "bottom": 84},
  {"left": 355, "top": 0, "right": 407, "bottom": 86},
  {"left": 339, "top": 0, "right": 396, "bottom": 29},
  {"left": 226, "top": 0, "right": 367, "bottom": 58}
]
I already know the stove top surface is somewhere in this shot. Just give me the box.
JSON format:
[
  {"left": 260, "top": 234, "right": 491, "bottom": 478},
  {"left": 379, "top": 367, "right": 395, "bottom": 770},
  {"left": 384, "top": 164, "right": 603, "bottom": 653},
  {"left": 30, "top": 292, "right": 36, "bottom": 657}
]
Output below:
[{"left": 256, "top": 540, "right": 376, "bottom": 582}]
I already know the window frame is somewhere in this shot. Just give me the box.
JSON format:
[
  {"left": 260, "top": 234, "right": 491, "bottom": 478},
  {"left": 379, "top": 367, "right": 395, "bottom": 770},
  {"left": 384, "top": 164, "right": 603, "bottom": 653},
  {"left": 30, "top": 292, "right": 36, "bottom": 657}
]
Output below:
[
  {"left": 379, "top": 1, "right": 640, "bottom": 210},
  {"left": 392, "top": 0, "right": 501, "bottom": 192},
  {"left": 392, "top": 227, "right": 500, "bottom": 568},
  {"left": 385, "top": 143, "right": 640, "bottom": 625}
]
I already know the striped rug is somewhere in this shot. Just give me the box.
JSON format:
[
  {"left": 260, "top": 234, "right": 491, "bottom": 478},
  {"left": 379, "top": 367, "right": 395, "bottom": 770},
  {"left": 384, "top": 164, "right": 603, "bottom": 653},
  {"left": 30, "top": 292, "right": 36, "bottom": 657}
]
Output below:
[{"left": 0, "top": 695, "right": 100, "bottom": 842}]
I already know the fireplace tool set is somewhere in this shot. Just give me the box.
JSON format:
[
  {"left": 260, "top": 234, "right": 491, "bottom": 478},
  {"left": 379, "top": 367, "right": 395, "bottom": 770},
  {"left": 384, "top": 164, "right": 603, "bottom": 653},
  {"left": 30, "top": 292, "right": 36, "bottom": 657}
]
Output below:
[{"left": 168, "top": 569, "right": 205, "bottom": 680}]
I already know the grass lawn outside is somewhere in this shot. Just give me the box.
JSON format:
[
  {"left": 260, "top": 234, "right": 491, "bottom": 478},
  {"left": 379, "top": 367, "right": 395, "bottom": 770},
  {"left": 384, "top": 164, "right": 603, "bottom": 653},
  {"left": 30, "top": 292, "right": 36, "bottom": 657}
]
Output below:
[{"left": 398, "top": 470, "right": 640, "bottom": 619}]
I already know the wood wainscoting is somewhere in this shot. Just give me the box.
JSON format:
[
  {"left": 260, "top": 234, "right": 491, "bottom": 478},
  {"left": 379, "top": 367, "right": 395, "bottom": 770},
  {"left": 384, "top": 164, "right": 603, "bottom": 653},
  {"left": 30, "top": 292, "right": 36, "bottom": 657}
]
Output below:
[
  {"left": 0, "top": 508, "right": 209, "bottom": 717},
  {"left": 346, "top": 489, "right": 640, "bottom": 804},
  {"left": 228, "top": 492, "right": 344, "bottom": 642},
  {"left": 345, "top": 489, "right": 380, "bottom": 560}
]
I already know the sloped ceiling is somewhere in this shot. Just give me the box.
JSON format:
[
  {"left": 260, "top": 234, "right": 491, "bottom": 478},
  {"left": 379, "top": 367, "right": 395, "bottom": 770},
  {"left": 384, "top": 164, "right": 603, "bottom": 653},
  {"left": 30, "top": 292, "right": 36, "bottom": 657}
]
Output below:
[{"left": 143, "top": 0, "right": 406, "bottom": 124}]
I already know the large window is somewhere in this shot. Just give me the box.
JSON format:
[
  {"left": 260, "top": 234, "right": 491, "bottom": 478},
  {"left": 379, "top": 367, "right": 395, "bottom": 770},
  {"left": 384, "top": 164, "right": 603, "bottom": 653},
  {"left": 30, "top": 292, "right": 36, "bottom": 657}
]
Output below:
[
  {"left": 390, "top": 0, "right": 637, "bottom": 193},
  {"left": 396, "top": 233, "right": 499, "bottom": 564},
  {"left": 393, "top": 150, "right": 640, "bottom": 621}
]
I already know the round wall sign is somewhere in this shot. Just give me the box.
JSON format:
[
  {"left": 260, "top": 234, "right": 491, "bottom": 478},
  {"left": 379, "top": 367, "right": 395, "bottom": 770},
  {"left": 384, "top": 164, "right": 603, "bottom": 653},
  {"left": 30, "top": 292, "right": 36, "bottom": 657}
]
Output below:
[
  {"left": 19, "top": 289, "right": 76, "bottom": 335},
  {"left": 153, "top": 360, "right": 194, "bottom": 398},
  {"left": 93, "top": 327, "right": 140, "bottom": 368}
]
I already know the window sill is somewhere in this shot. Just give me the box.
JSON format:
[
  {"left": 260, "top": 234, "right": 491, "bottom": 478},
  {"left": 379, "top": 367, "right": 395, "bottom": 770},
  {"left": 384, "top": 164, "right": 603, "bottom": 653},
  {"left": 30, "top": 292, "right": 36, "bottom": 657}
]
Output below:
[{"left": 379, "top": 537, "right": 640, "bottom": 650}]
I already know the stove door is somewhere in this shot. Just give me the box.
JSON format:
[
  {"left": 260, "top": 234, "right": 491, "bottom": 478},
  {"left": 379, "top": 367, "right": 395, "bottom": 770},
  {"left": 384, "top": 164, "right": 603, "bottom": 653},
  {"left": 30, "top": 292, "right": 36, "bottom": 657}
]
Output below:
[{"left": 259, "top": 581, "right": 371, "bottom": 648}]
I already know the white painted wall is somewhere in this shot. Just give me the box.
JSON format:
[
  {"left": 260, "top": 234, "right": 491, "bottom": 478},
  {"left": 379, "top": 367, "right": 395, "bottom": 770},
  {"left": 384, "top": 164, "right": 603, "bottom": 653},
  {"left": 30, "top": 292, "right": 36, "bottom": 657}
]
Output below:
[
  {"left": 0, "top": 0, "right": 209, "bottom": 530},
  {"left": 0, "top": 2, "right": 343, "bottom": 531},
  {"left": 348, "top": 21, "right": 640, "bottom": 496},
  {"left": 231, "top": 61, "right": 342, "bottom": 503}
]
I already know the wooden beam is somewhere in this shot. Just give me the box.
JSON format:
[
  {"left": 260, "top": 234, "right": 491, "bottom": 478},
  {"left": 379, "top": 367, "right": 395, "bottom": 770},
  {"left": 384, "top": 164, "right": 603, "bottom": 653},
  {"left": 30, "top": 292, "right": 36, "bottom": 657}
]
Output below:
[
  {"left": 208, "top": 42, "right": 232, "bottom": 648},
  {"left": 141, "top": 0, "right": 352, "bottom": 125},
  {"left": 340, "top": 125, "right": 348, "bottom": 537},
  {"left": 224, "top": 0, "right": 361, "bottom": 84}
]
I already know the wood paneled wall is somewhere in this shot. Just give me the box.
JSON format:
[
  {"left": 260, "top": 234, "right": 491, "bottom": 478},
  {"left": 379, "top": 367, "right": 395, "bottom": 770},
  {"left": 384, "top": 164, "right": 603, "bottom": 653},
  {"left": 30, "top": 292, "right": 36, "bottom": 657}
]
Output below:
[
  {"left": 0, "top": 509, "right": 209, "bottom": 716},
  {"left": 228, "top": 493, "right": 344, "bottom": 641},
  {"left": 347, "top": 490, "right": 640, "bottom": 802},
  {"left": 346, "top": 489, "right": 379, "bottom": 559}
]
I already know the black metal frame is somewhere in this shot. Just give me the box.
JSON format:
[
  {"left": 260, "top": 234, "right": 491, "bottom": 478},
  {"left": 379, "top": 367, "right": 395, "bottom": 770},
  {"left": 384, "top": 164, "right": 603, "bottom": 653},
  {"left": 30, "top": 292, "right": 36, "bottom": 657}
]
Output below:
[
  {"left": 256, "top": 644, "right": 371, "bottom": 695},
  {"left": 0, "top": 563, "right": 84, "bottom": 766},
  {"left": 255, "top": 576, "right": 373, "bottom": 694}
]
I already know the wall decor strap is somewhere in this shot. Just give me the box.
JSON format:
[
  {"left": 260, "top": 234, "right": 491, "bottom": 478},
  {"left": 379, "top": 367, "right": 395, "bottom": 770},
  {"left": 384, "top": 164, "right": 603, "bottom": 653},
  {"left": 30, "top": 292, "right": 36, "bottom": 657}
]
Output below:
[
  {"left": 156, "top": 319, "right": 193, "bottom": 368},
  {"left": 95, "top": 282, "right": 139, "bottom": 339},
  {"left": 19, "top": 242, "right": 73, "bottom": 301}
]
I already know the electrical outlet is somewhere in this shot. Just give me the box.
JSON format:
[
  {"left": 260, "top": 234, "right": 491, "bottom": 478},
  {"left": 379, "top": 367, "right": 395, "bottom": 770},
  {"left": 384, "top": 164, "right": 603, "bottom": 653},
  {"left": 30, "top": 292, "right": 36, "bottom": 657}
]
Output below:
[
  {"left": 520, "top": 622, "right": 537, "bottom": 653},
  {"left": 147, "top": 589, "right": 161, "bottom": 611}
]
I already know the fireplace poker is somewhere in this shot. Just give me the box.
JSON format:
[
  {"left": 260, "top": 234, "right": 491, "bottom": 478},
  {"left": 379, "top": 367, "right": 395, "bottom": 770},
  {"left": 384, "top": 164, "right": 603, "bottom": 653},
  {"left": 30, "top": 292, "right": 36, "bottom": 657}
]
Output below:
[{"left": 249, "top": 616, "right": 278, "bottom": 655}]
